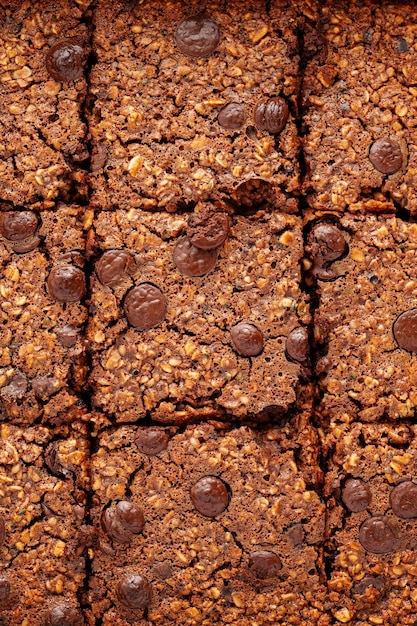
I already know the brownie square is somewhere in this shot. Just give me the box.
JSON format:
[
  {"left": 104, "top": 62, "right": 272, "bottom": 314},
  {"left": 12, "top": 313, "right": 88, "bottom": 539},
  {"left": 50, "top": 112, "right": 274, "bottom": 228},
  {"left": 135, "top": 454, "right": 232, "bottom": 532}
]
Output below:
[
  {"left": 302, "top": 0, "right": 417, "bottom": 214},
  {"left": 87, "top": 422, "right": 326, "bottom": 625},
  {"left": 88, "top": 0, "right": 301, "bottom": 212},
  {"left": 86, "top": 207, "right": 311, "bottom": 424},
  {"left": 0, "top": 421, "right": 89, "bottom": 625},
  {"left": 0, "top": 204, "right": 88, "bottom": 425}
]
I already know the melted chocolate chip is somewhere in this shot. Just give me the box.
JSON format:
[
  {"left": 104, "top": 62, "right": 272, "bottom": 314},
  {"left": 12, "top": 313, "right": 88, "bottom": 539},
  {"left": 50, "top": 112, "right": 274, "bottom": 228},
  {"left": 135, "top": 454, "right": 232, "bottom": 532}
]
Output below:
[
  {"left": 47, "top": 265, "right": 86, "bottom": 303},
  {"left": 0, "top": 211, "right": 38, "bottom": 241},
  {"left": 342, "top": 478, "right": 372, "bottom": 513},
  {"left": 102, "top": 501, "right": 144, "bottom": 543},
  {"left": 285, "top": 327, "right": 309, "bottom": 363},
  {"left": 390, "top": 481, "right": 417, "bottom": 519},
  {"left": 254, "top": 97, "right": 289, "bottom": 134},
  {"left": 173, "top": 238, "right": 218, "bottom": 277},
  {"left": 190, "top": 475, "right": 230, "bottom": 517},
  {"left": 286, "top": 524, "right": 304, "bottom": 546},
  {"left": 135, "top": 428, "right": 170, "bottom": 455},
  {"left": 152, "top": 562, "right": 173, "bottom": 580},
  {"left": 359, "top": 516, "right": 398, "bottom": 554},
  {"left": 230, "top": 322, "right": 264, "bottom": 357},
  {"left": 12, "top": 235, "right": 41, "bottom": 254},
  {"left": 56, "top": 325, "right": 80, "bottom": 347},
  {"left": 96, "top": 250, "right": 133, "bottom": 286},
  {"left": 46, "top": 38, "right": 87, "bottom": 82},
  {"left": 0, "top": 515, "right": 5, "bottom": 547},
  {"left": 0, "top": 577, "right": 10, "bottom": 602},
  {"left": 187, "top": 206, "right": 230, "bottom": 250},
  {"left": 175, "top": 14, "right": 220, "bottom": 58},
  {"left": 117, "top": 501, "right": 144, "bottom": 534},
  {"left": 308, "top": 222, "right": 348, "bottom": 280},
  {"left": 218, "top": 103, "right": 245, "bottom": 130},
  {"left": 124, "top": 283, "right": 167, "bottom": 330},
  {"left": 48, "top": 605, "right": 83, "bottom": 626},
  {"left": 116, "top": 574, "right": 152, "bottom": 609},
  {"left": 369, "top": 138, "right": 403, "bottom": 175},
  {"left": 248, "top": 550, "right": 282, "bottom": 579},
  {"left": 352, "top": 575, "right": 386, "bottom": 595},
  {"left": 0, "top": 371, "right": 27, "bottom": 400},
  {"left": 393, "top": 309, "right": 417, "bottom": 352}
]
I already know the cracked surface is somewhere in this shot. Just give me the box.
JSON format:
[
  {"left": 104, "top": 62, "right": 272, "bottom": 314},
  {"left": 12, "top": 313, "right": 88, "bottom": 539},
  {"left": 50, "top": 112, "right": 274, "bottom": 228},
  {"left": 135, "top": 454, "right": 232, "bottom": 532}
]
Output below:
[{"left": 87, "top": 422, "right": 326, "bottom": 625}]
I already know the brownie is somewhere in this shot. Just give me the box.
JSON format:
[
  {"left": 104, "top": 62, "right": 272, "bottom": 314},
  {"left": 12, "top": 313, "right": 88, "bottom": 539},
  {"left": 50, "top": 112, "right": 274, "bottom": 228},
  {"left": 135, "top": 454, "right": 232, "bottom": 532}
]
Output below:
[
  {"left": 302, "top": 0, "right": 417, "bottom": 214},
  {"left": 324, "top": 420, "right": 417, "bottom": 625},
  {"left": 0, "top": 0, "right": 91, "bottom": 209},
  {"left": 0, "top": 204, "right": 88, "bottom": 425},
  {"left": 307, "top": 211, "right": 417, "bottom": 424},
  {"left": 86, "top": 207, "right": 311, "bottom": 424},
  {"left": 88, "top": 0, "right": 301, "bottom": 212},
  {"left": 86, "top": 422, "right": 326, "bottom": 625},
  {"left": 0, "top": 421, "right": 90, "bottom": 625}
]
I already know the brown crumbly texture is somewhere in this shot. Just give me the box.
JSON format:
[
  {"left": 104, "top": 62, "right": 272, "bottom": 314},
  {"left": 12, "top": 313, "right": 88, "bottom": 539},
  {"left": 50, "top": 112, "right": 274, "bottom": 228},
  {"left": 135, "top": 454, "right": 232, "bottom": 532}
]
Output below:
[
  {"left": 86, "top": 208, "right": 311, "bottom": 424},
  {"left": 310, "top": 212, "right": 417, "bottom": 424},
  {"left": 0, "top": 204, "right": 88, "bottom": 425},
  {"left": 86, "top": 422, "right": 326, "bottom": 625},
  {"left": 323, "top": 421, "right": 417, "bottom": 625},
  {"left": 88, "top": 0, "right": 301, "bottom": 212},
  {"left": 0, "top": 0, "right": 91, "bottom": 209},
  {"left": 302, "top": 1, "right": 417, "bottom": 214},
  {"left": 0, "top": 421, "right": 90, "bottom": 624}
]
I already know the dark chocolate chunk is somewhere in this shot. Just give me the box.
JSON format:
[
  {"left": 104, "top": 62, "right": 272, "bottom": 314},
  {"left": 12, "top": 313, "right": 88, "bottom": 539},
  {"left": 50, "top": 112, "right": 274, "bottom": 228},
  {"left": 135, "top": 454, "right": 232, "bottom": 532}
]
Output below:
[
  {"left": 90, "top": 143, "right": 107, "bottom": 172},
  {"left": 342, "top": 478, "right": 372, "bottom": 513},
  {"left": 393, "top": 309, "right": 417, "bottom": 352},
  {"left": 96, "top": 250, "right": 133, "bottom": 286},
  {"left": 230, "top": 322, "right": 264, "bottom": 357},
  {"left": 124, "top": 283, "right": 167, "bottom": 330},
  {"left": 135, "top": 428, "right": 170, "bottom": 455},
  {"left": 56, "top": 326, "right": 80, "bottom": 347},
  {"left": 47, "top": 265, "right": 86, "bottom": 303},
  {"left": 0, "top": 577, "right": 10, "bottom": 602},
  {"left": 190, "top": 475, "right": 230, "bottom": 517},
  {"left": 116, "top": 501, "right": 145, "bottom": 534},
  {"left": 116, "top": 574, "right": 152, "bottom": 609},
  {"left": 285, "top": 327, "right": 309, "bottom": 363},
  {"left": 309, "top": 223, "right": 348, "bottom": 265},
  {"left": 46, "top": 38, "right": 87, "bottom": 82},
  {"left": 45, "top": 442, "right": 70, "bottom": 479},
  {"left": 369, "top": 138, "right": 403, "bottom": 175},
  {"left": 175, "top": 14, "right": 220, "bottom": 58},
  {"left": 358, "top": 516, "right": 398, "bottom": 554},
  {"left": 187, "top": 206, "right": 230, "bottom": 250},
  {"left": 102, "top": 501, "right": 144, "bottom": 543},
  {"left": 173, "top": 238, "right": 218, "bottom": 277},
  {"left": 0, "top": 515, "right": 5, "bottom": 547},
  {"left": 390, "top": 481, "right": 417, "bottom": 519},
  {"left": 32, "top": 377, "right": 58, "bottom": 400},
  {"left": 218, "top": 103, "right": 245, "bottom": 130},
  {"left": 0, "top": 371, "right": 27, "bottom": 399},
  {"left": 48, "top": 605, "right": 83, "bottom": 626},
  {"left": 12, "top": 235, "right": 41, "bottom": 254},
  {"left": 352, "top": 575, "right": 386, "bottom": 595},
  {"left": 397, "top": 37, "right": 408, "bottom": 53},
  {"left": 248, "top": 550, "right": 282, "bottom": 579},
  {"left": 0, "top": 211, "right": 38, "bottom": 241},
  {"left": 254, "top": 97, "right": 289, "bottom": 134}
]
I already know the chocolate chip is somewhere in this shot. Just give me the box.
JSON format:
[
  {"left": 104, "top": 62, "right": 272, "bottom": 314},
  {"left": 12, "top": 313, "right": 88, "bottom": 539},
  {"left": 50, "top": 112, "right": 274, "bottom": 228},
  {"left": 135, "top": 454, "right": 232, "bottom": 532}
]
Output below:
[
  {"left": 0, "top": 577, "right": 10, "bottom": 602},
  {"left": 254, "top": 97, "right": 289, "bottom": 134},
  {"left": 352, "top": 575, "right": 386, "bottom": 595},
  {"left": 359, "top": 516, "right": 398, "bottom": 554},
  {"left": 47, "top": 265, "right": 86, "bottom": 303},
  {"left": 390, "top": 481, "right": 417, "bottom": 519},
  {"left": 342, "top": 478, "right": 372, "bottom": 513},
  {"left": 45, "top": 442, "right": 69, "bottom": 479},
  {"left": 0, "top": 515, "right": 5, "bottom": 547},
  {"left": 230, "top": 322, "right": 264, "bottom": 357},
  {"left": 0, "top": 211, "right": 38, "bottom": 241},
  {"left": 309, "top": 223, "right": 348, "bottom": 265},
  {"left": 175, "top": 14, "right": 220, "bottom": 58},
  {"left": 397, "top": 37, "right": 408, "bottom": 53},
  {"left": 218, "top": 103, "right": 245, "bottom": 130},
  {"left": 96, "top": 250, "right": 133, "bottom": 286},
  {"left": 248, "top": 550, "right": 282, "bottom": 579},
  {"left": 90, "top": 143, "right": 107, "bottom": 172},
  {"left": 124, "top": 283, "right": 167, "bottom": 330},
  {"left": 32, "top": 377, "right": 58, "bottom": 400},
  {"left": 135, "top": 428, "right": 170, "bottom": 455},
  {"left": 102, "top": 501, "right": 144, "bottom": 543},
  {"left": 152, "top": 562, "right": 173, "bottom": 580},
  {"left": 190, "top": 475, "right": 230, "bottom": 517},
  {"left": 116, "top": 574, "right": 152, "bottom": 609},
  {"left": 285, "top": 327, "right": 309, "bottom": 363},
  {"left": 46, "top": 38, "right": 87, "bottom": 82},
  {"left": 393, "top": 309, "right": 417, "bottom": 352},
  {"left": 369, "top": 138, "right": 403, "bottom": 174},
  {"left": 48, "top": 605, "right": 83, "bottom": 626},
  {"left": 0, "top": 370, "right": 27, "bottom": 400},
  {"left": 173, "top": 238, "right": 218, "bottom": 277},
  {"left": 55, "top": 325, "right": 80, "bottom": 347},
  {"left": 187, "top": 206, "right": 230, "bottom": 250},
  {"left": 12, "top": 235, "right": 41, "bottom": 254},
  {"left": 286, "top": 524, "right": 304, "bottom": 546}
]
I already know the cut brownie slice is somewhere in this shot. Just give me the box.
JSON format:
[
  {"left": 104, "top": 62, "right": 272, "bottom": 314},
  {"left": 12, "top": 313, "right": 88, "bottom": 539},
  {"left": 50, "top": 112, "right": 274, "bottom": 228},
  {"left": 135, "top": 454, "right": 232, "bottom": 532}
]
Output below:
[
  {"left": 0, "top": 0, "right": 90, "bottom": 209},
  {"left": 307, "top": 211, "right": 417, "bottom": 424},
  {"left": 87, "top": 422, "right": 326, "bottom": 625},
  {"left": 302, "top": 0, "right": 417, "bottom": 214},
  {"left": 86, "top": 207, "right": 311, "bottom": 424},
  {"left": 0, "top": 204, "right": 88, "bottom": 425},
  {"left": 324, "top": 421, "right": 417, "bottom": 625},
  {"left": 0, "top": 421, "right": 90, "bottom": 625},
  {"left": 89, "top": 0, "right": 301, "bottom": 212}
]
